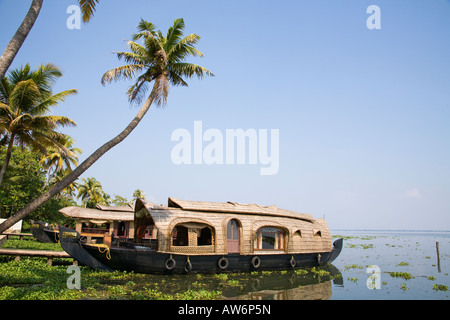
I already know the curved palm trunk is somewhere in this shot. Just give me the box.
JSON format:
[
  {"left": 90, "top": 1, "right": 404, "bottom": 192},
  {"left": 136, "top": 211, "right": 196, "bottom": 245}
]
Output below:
[
  {"left": 0, "top": 134, "right": 16, "bottom": 186},
  {"left": 0, "top": 96, "right": 153, "bottom": 234},
  {"left": 0, "top": 0, "right": 44, "bottom": 80}
]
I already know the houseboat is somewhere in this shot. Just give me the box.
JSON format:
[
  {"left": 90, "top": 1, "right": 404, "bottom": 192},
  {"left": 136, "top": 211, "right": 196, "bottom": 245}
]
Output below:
[
  {"left": 59, "top": 197, "right": 343, "bottom": 274},
  {"left": 58, "top": 204, "right": 134, "bottom": 245},
  {"left": 31, "top": 204, "right": 134, "bottom": 244}
]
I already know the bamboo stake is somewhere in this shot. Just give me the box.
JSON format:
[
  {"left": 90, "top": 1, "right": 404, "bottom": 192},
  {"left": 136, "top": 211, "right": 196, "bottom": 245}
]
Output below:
[{"left": 436, "top": 242, "right": 441, "bottom": 273}]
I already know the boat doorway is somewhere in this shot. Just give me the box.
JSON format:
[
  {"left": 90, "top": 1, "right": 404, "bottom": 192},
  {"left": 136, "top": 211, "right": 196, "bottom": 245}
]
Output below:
[
  {"left": 227, "top": 219, "right": 240, "bottom": 253},
  {"left": 115, "top": 221, "right": 129, "bottom": 238}
]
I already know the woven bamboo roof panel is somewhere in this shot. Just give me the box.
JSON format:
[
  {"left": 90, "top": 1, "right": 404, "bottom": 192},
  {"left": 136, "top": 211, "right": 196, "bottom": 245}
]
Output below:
[
  {"left": 167, "top": 197, "right": 314, "bottom": 222},
  {"left": 59, "top": 206, "right": 134, "bottom": 222}
]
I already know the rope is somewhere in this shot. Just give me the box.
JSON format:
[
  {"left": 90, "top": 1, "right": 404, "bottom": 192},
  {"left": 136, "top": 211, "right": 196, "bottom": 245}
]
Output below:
[{"left": 90, "top": 243, "right": 111, "bottom": 260}]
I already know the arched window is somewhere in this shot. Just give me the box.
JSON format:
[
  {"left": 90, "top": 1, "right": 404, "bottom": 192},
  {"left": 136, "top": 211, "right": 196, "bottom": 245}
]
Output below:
[
  {"left": 172, "top": 225, "right": 188, "bottom": 246},
  {"left": 198, "top": 226, "right": 213, "bottom": 246},
  {"left": 171, "top": 223, "right": 215, "bottom": 247},
  {"left": 254, "top": 227, "right": 286, "bottom": 250}
]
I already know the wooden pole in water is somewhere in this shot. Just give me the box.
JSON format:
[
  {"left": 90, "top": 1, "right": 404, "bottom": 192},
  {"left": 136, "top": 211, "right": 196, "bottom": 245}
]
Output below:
[{"left": 436, "top": 242, "right": 441, "bottom": 273}]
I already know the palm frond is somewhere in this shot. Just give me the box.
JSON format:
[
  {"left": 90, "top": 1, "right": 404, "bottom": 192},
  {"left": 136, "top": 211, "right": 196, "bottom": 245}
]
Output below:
[
  {"left": 127, "top": 76, "right": 150, "bottom": 105},
  {"left": 6, "top": 64, "right": 31, "bottom": 86},
  {"left": 9, "top": 79, "right": 41, "bottom": 113},
  {"left": 0, "top": 77, "right": 12, "bottom": 103},
  {"left": 115, "top": 48, "right": 147, "bottom": 65},
  {"left": 149, "top": 74, "right": 170, "bottom": 107},
  {"left": 169, "top": 34, "right": 203, "bottom": 62},
  {"left": 169, "top": 62, "right": 215, "bottom": 80},
  {"left": 32, "top": 89, "right": 78, "bottom": 116},
  {"left": 31, "top": 63, "right": 63, "bottom": 98},
  {"left": 78, "top": 0, "right": 99, "bottom": 23},
  {"left": 164, "top": 18, "right": 185, "bottom": 51},
  {"left": 47, "top": 115, "right": 77, "bottom": 128},
  {"left": 101, "top": 64, "right": 146, "bottom": 85},
  {"left": 133, "top": 19, "right": 158, "bottom": 41},
  {"left": 9, "top": 113, "right": 33, "bottom": 132},
  {"left": 102, "top": 18, "right": 214, "bottom": 107},
  {"left": 0, "top": 101, "right": 14, "bottom": 117}
]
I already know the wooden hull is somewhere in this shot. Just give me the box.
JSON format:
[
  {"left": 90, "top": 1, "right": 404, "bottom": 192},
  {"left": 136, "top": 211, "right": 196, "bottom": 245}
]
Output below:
[
  {"left": 58, "top": 226, "right": 113, "bottom": 271},
  {"left": 30, "top": 221, "right": 59, "bottom": 243},
  {"left": 59, "top": 226, "right": 343, "bottom": 274}
]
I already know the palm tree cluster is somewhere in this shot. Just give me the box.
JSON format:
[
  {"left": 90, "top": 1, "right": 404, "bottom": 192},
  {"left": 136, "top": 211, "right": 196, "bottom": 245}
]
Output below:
[
  {"left": 76, "top": 177, "right": 145, "bottom": 208},
  {"left": 0, "top": 10, "right": 213, "bottom": 233},
  {"left": 0, "top": 63, "right": 78, "bottom": 187}
]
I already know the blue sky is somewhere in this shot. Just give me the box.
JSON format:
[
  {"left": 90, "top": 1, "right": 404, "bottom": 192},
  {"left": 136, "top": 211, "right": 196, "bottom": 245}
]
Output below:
[{"left": 1, "top": 0, "right": 449, "bottom": 230}]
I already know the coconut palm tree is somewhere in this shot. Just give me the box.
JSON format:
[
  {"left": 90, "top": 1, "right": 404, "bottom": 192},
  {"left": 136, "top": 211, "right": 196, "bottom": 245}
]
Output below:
[
  {"left": 40, "top": 135, "right": 82, "bottom": 180},
  {"left": 50, "top": 168, "right": 80, "bottom": 200},
  {"left": 0, "top": 18, "right": 213, "bottom": 234},
  {"left": 0, "top": 0, "right": 43, "bottom": 80},
  {"left": 0, "top": 0, "right": 100, "bottom": 79},
  {"left": 0, "top": 63, "right": 77, "bottom": 186},
  {"left": 77, "top": 177, "right": 104, "bottom": 208},
  {"left": 132, "top": 189, "right": 146, "bottom": 201}
]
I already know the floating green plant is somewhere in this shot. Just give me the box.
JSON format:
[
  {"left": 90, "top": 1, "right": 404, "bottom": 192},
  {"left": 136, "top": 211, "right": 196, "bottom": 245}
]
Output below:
[
  {"left": 432, "top": 284, "right": 448, "bottom": 292},
  {"left": 389, "top": 272, "right": 413, "bottom": 280}
]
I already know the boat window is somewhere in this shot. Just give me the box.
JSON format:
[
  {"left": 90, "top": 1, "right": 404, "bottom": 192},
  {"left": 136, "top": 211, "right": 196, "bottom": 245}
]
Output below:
[
  {"left": 227, "top": 220, "right": 239, "bottom": 240},
  {"left": 81, "top": 222, "right": 110, "bottom": 235},
  {"left": 254, "top": 227, "right": 286, "bottom": 250},
  {"left": 172, "top": 225, "right": 188, "bottom": 246},
  {"left": 314, "top": 230, "right": 322, "bottom": 238},
  {"left": 198, "top": 227, "right": 213, "bottom": 246}
]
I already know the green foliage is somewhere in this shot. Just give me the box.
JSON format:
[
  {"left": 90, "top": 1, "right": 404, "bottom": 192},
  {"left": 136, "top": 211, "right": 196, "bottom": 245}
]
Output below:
[
  {"left": 112, "top": 194, "right": 129, "bottom": 206},
  {"left": 0, "top": 64, "right": 77, "bottom": 186},
  {"left": 2, "top": 236, "right": 63, "bottom": 251},
  {"left": 432, "top": 284, "right": 448, "bottom": 292},
  {"left": 0, "top": 257, "right": 223, "bottom": 300},
  {"left": 0, "top": 146, "right": 45, "bottom": 218},
  {"left": 0, "top": 146, "right": 73, "bottom": 225},
  {"left": 77, "top": 177, "right": 105, "bottom": 208},
  {"left": 389, "top": 272, "right": 413, "bottom": 280},
  {"left": 101, "top": 18, "right": 214, "bottom": 107},
  {"left": 347, "top": 277, "right": 359, "bottom": 283}
]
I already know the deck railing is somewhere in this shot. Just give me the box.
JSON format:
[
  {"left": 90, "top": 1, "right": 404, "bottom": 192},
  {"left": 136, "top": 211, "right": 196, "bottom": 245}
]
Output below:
[{"left": 170, "top": 245, "right": 215, "bottom": 254}]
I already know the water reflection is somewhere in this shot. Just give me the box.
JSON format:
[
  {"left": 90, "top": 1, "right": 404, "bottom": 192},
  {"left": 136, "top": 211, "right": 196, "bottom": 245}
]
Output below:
[
  {"left": 145, "top": 264, "right": 343, "bottom": 300},
  {"left": 228, "top": 264, "right": 342, "bottom": 300}
]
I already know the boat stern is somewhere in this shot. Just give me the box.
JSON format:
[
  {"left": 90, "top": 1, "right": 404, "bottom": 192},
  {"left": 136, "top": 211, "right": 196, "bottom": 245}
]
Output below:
[{"left": 326, "top": 238, "right": 343, "bottom": 264}]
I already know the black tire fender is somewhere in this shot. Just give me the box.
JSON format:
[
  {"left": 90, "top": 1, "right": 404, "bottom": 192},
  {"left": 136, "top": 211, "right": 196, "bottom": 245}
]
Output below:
[
  {"left": 165, "top": 257, "right": 176, "bottom": 270},
  {"left": 184, "top": 259, "right": 192, "bottom": 273},
  {"left": 251, "top": 256, "right": 261, "bottom": 269},
  {"left": 218, "top": 257, "right": 229, "bottom": 270}
]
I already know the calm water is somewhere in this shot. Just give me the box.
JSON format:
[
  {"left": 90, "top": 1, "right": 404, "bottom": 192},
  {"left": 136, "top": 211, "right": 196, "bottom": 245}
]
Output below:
[
  {"left": 328, "top": 230, "right": 450, "bottom": 300},
  {"left": 133, "top": 230, "right": 450, "bottom": 300}
]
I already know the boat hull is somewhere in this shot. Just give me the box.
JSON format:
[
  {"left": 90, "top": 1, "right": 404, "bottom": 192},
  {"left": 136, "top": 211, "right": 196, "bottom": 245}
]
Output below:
[
  {"left": 81, "top": 238, "right": 343, "bottom": 274},
  {"left": 58, "top": 225, "right": 343, "bottom": 274},
  {"left": 58, "top": 226, "right": 113, "bottom": 271},
  {"left": 30, "top": 221, "right": 59, "bottom": 243}
]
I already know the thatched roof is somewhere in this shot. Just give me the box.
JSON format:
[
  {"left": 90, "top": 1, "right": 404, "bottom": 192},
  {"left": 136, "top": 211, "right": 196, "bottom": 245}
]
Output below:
[
  {"left": 95, "top": 204, "right": 134, "bottom": 212},
  {"left": 59, "top": 205, "right": 134, "bottom": 223},
  {"left": 167, "top": 197, "right": 314, "bottom": 222}
]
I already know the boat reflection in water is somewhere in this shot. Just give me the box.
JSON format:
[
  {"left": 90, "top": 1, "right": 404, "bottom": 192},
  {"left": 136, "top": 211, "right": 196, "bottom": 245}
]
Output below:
[{"left": 225, "top": 264, "right": 342, "bottom": 300}]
